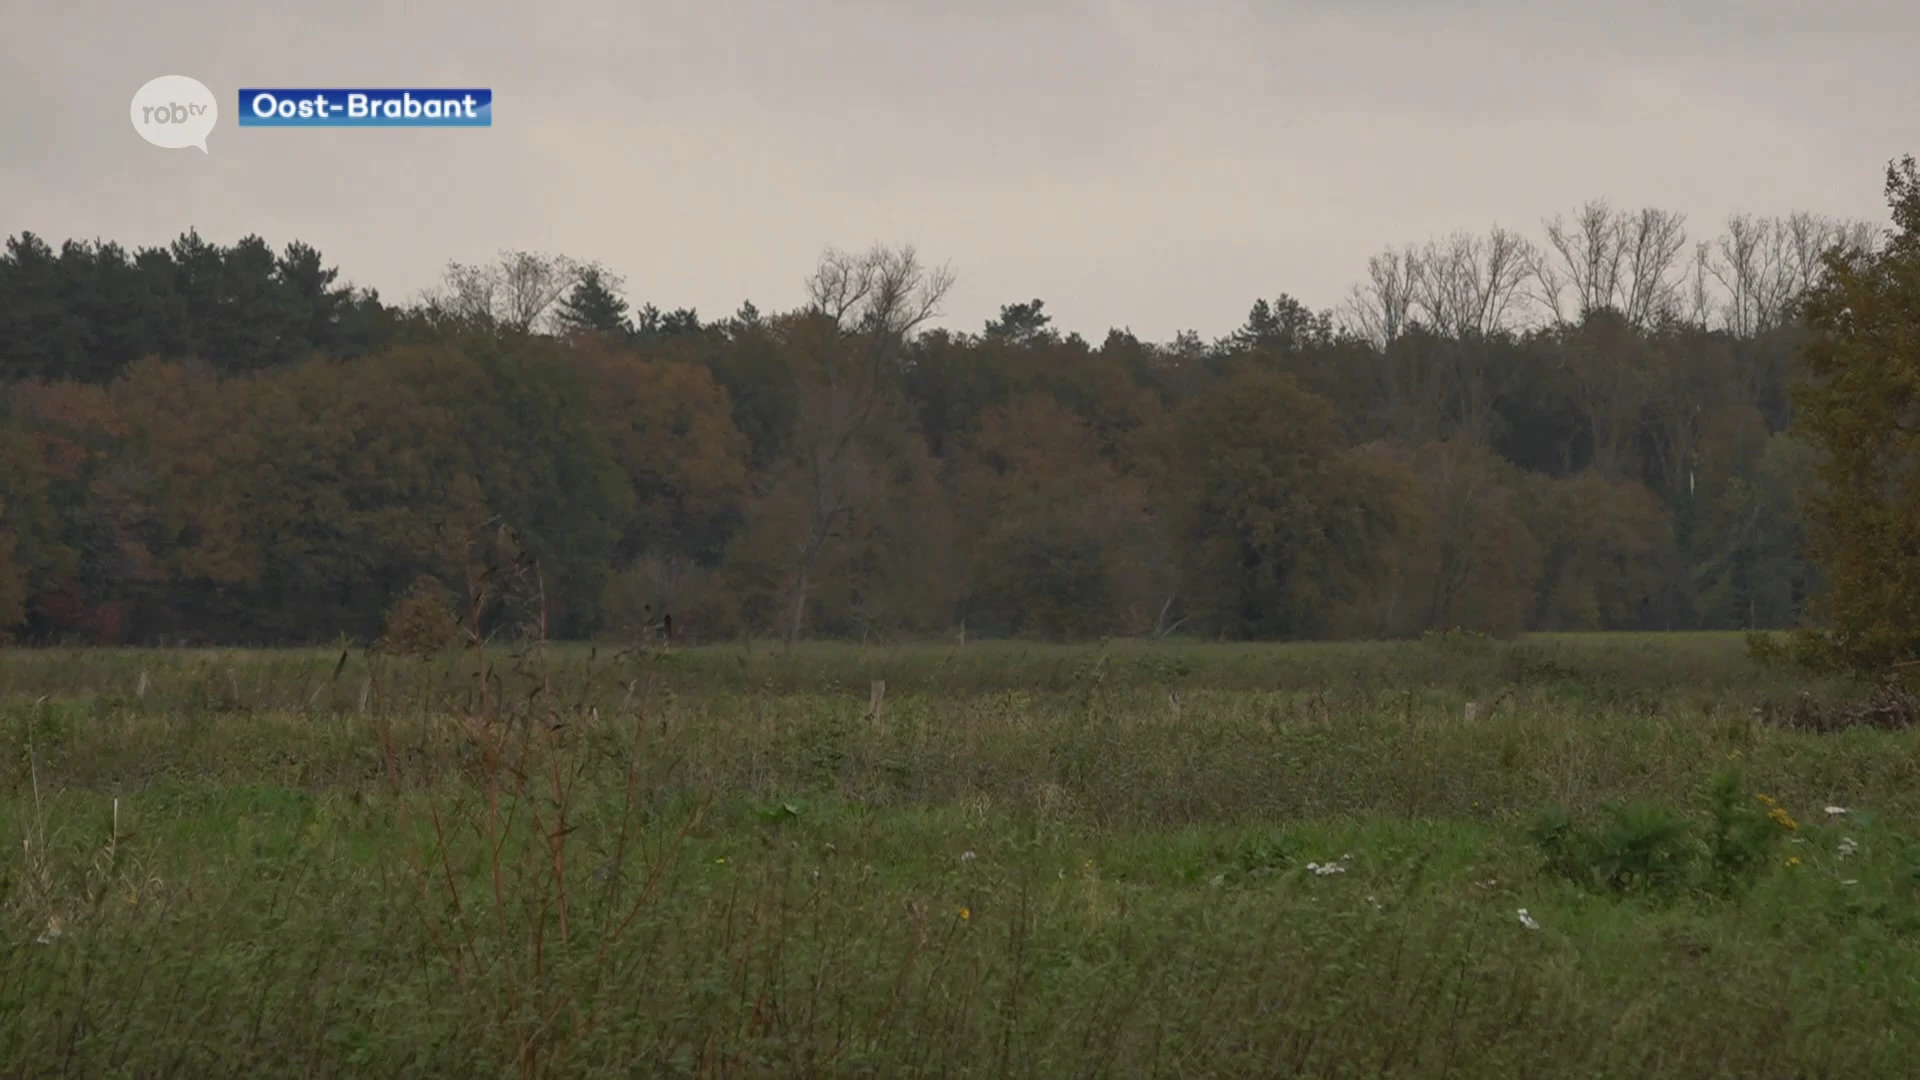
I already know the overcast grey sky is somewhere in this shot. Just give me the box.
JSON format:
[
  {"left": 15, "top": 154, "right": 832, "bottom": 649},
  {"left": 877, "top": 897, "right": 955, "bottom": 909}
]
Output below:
[{"left": 4, "top": 0, "right": 1915, "bottom": 341}]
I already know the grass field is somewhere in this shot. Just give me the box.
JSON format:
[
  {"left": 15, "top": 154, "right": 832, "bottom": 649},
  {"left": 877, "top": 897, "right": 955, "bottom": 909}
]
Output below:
[{"left": 3, "top": 632, "right": 1918, "bottom": 1077}]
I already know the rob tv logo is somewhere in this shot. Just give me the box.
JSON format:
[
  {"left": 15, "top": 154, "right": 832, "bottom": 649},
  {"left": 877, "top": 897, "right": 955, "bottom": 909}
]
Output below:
[{"left": 130, "top": 75, "right": 219, "bottom": 152}]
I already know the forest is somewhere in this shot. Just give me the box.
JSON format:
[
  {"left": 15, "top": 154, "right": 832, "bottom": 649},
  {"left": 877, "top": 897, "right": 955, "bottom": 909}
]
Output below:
[{"left": 0, "top": 196, "right": 1892, "bottom": 646}]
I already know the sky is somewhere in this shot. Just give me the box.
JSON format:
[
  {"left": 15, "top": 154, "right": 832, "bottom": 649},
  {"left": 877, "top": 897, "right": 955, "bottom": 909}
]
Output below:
[{"left": 4, "top": 0, "right": 1915, "bottom": 343}]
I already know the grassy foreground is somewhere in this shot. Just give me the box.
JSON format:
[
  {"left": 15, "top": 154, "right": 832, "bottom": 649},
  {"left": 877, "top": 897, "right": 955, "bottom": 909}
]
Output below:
[{"left": 2, "top": 633, "right": 1917, "bottom": 1077}]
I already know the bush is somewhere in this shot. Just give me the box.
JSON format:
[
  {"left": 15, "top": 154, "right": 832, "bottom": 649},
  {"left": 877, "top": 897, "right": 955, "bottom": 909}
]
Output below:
[
  {"left": 1529, "top": 763, "right": 1790, "bottom": 899},
  {"left": 1529, "top": 802, "right": 1692, "bottom": 897},
  {"left": 376, "top": 575, "right": 461, "bottom": 657},
  {"left": 1703, "top": 763, "right": 1791, "bottom": 894}
]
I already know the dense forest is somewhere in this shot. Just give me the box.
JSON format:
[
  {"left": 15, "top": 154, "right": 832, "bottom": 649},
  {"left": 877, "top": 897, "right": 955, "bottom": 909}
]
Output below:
[{"left": 0, "top": 195, "right": 1895, "bottom": 646}]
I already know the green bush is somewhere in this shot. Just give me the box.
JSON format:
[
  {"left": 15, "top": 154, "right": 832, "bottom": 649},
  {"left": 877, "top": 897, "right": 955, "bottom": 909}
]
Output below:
[
  {"left": 1703, "top": 762, "right": 1790, "bottom": 895},
  {"left": 1530, "top": 763, "right": 1789, "bottom": 899}
]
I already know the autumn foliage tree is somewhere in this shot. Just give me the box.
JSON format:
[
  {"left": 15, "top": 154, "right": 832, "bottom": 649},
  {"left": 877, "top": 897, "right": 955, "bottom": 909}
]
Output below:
[
  {"left": 1781, "top": 155, "right": 1920, "bottom": 678},
  {"left": 948, "top": 393, "right": 1156, "bottom": 638},
  {"left": 764, "top": 244, "right": 952, "bottom": 646},
  {"left": 1169, "top": 370, "right": 1421, "bottom": 638}
]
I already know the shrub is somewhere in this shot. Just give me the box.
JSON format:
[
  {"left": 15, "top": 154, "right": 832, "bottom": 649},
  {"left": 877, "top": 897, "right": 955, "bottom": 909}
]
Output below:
[
  {"left": 1702, "top": 763, "right": 1788, "bottom": 895},
  {"left": 1530, "top": 763, "right": 1791, "bottom": 899},
  {"left": 1529, "top": 802, "right": 1691, "bottom": 897},
  {"left": 377, "top": 575, "right": 461, "bottom": 657}
]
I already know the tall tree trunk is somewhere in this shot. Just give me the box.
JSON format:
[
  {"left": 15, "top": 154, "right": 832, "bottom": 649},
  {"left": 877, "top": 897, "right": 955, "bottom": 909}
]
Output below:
[{"left": 784, "top": 565, "right": 808, "bottom": 652}]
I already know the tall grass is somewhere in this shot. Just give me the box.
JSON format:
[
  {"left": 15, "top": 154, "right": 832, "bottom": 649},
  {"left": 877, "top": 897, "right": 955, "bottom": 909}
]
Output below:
[{"left": 1, "top": 628, "right": 1915, "bottom": 1076}]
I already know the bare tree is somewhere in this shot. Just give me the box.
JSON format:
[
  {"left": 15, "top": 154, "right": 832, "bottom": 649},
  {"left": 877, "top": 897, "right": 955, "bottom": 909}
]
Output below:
[
  {"left": 1620, "top": 208, "right": 1689, "bottom": 326},
  {"left": 1534, "top": 206, "right": 1673, "bottom": 476},
  {"left": 423, "top": 250, "right": 587, "bottom": 333},
  {"left": 1698, "top": 212, "right": 1879, "bottom": 337},
  {"left": 1784, "top": 212, "right": 1880, "bottom": 294},
  {"left": 1360, "top": 227, "right": 1535, "bottom": 445},
  {"left": 1535, "top": 201, "right": 1619, "bottom": 324},
  {"left": 1704, "top": 214, "right": 1791, "bottom": 337},
  {"left": 781, "top": 242, "right": 954, "bottom": 647},
  {"left": 1681, "top": 241, "right": 1717, "bottom": 329},
  {"left": 1535, "top": 201, "right": 1688, "bottom": 328},
  {"left": 1409, "top": 227, "right": 1536, "bottom": 338},
  {"left": 1340, "top": 246, "right": 1421, "bottom": 348},
  {"left": 497, "top": 251, "right": 584, "bottom": 332}
]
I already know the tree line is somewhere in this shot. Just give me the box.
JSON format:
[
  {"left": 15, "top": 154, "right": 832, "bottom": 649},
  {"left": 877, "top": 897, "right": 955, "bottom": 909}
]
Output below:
[{"left": 0, "top": 167, "right": 1912, "bottom": 649}]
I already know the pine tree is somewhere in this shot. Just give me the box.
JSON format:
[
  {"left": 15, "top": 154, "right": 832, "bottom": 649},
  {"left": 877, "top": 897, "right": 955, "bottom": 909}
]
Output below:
[{"left": 555, "top": 265, "right": 632, "bottom": 337}]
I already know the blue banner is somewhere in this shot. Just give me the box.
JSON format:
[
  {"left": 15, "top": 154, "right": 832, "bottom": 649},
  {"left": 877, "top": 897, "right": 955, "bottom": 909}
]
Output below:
[{"left": 236, "top": 89, "right": 492, "bottom": 127}]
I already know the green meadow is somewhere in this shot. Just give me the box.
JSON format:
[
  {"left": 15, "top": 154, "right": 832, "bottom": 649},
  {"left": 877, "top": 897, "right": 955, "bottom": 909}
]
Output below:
[{"left": 3, "top": 633, "right": 1917, "bottom": 1077}]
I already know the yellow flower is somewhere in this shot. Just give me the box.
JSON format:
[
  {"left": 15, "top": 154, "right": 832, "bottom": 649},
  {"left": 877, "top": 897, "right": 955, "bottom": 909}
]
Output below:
[
  {"left": 1768, "top": 807, "right": 1798, "bottom": 831},
  {"left": 715, "top": 857, "right": 727, "bottom": 864},
  {"left": 1756, "top": 794, "right": 1774, "bottom": 806},
  {"left": 1785, "top": 856, "right": 1801, "bottom": 868},
  {"left": 959, "top": 907, "right": 971, "bottom": 921}
]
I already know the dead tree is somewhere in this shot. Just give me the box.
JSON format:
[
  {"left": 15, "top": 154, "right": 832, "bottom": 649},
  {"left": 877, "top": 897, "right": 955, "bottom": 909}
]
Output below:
[
  {"left": 781, "top": 243, "right": 954, "bottom": 647},
  {"left": 1534, "top": 201, "right": 1688, "bottom": 328}
]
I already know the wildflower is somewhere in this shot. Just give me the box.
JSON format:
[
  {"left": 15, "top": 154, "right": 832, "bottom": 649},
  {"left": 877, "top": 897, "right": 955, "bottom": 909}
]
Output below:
[
  {"left": 959, "top": 907, "right": 971, "bottom": 921},
  {"left": 1768, "top": 806, "right": 1798, "bottom": 831},
  {"left": 960, "top": 850, "right": 976, "bottom": 864},
  {"left": 1838, "top": 837, "right": 1859, "bottom": 859},
  {"left": 1786, "top": 855, "right": 1801, "bottom": 868},
  {"left": 1756, "top": 793, "right": 1774, "bottom": 806},
  {"left": 1305, "top": 861, "right": 1347, "bottom": 876},
  {"left": 715, "top": 856, "right": 727, "bottom": 864},
  {"left": 1517, "top": 908, "right": 1540, "bottom": 931},
  {"left": 1841, "top": 879, "right": 1859, "bottom": 887},
  {"left": 1825, "top": 806, "right": 1848, "bottom": 817}
]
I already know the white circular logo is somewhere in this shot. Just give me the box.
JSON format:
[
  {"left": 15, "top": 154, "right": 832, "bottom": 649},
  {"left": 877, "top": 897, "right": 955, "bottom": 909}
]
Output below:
[{"left": 131, "top": 75, "right": 218, "bottom": 152}]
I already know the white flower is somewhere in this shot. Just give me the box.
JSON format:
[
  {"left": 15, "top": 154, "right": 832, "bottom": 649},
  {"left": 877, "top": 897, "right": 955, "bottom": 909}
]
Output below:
[
  {"left": 1305, "top": 861, "right": 1347, "bottom": 876},
  {"left": 1517, "top": 908, "right": 1540, "bottom": 931},
  {"left": 1841, "top": 879, "right": 1859, "bottom": 887},
  {"left": 1825, "top": 806, "right": 1848, "bottom": 816},
  {"left": 960, "top": 850, "right": 975, "bottom": 863},
  {"left": 1838, "top": 837, "right": 1859, "bottom": 859}
]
